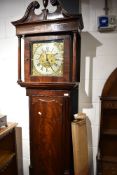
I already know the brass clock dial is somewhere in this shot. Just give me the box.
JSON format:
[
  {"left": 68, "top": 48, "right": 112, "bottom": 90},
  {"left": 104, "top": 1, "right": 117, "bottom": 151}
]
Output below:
[{"left": 31, "top": 40, "right": 64, "bottom": 76}]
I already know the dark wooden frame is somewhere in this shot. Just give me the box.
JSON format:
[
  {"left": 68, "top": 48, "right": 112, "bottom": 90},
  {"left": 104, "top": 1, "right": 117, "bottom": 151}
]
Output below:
[{"left": 24, "top": 34, "right": 71, "bottom": 83}]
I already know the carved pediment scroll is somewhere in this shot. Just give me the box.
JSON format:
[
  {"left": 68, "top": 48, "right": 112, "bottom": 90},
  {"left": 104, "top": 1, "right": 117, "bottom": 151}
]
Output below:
[{"left": 12, "top": 0, "right": 83, "bottom": 30}]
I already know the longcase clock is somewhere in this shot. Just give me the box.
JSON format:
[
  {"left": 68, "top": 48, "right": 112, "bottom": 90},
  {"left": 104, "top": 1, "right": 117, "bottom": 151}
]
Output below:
[{"left": 12, "top": 0, "right": 83, "bottom": 175}]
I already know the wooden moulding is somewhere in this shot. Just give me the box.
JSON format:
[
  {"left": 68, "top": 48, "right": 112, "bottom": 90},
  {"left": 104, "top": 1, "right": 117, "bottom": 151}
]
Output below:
[
  {"left": 18, "top": 81, "right": 79, "bottom": 90},
  {"left": 0, "top": 123, "right": 17, "bottom": 139}
]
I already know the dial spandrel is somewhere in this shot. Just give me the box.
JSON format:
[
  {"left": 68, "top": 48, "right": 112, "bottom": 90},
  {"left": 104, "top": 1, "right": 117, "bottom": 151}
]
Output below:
[{"left": 31, "top": 40, "right": 64, "bottom": 77}]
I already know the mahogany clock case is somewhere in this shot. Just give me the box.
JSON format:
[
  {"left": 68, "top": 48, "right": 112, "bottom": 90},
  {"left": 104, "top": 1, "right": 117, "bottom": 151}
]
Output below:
[{"left": 12, "top": 1, "right": 83, "bottom": 175}]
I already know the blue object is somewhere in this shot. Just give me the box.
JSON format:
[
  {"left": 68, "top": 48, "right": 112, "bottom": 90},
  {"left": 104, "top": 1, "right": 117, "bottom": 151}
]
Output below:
[{"left": 98, "top": 16, "right": 109, "bottom": 28}]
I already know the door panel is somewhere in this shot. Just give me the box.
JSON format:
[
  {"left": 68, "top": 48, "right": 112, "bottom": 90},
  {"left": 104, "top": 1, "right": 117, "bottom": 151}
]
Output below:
[{"left": 30, "top": 96, "right": 64, "bottom": 175}]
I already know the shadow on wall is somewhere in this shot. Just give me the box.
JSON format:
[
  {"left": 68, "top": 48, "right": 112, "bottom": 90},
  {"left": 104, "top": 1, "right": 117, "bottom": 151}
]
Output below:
[
  {"left": 80, "top": 32, "right": 102, "bottom": 107},
  {"left": 79, "top": 32, "right": 102, "bottom": 175}
]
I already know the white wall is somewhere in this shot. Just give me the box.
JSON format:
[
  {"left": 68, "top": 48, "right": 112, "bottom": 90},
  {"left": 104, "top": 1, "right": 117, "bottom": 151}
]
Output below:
[{"left": 0, "top": 0, "right": 117, "bottom": 175}]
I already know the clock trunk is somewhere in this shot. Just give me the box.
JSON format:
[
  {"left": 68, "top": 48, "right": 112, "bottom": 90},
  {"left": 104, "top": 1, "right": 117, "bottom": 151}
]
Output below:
[{"left": 27, "top": 89, "right": 75, "bottom": 175}]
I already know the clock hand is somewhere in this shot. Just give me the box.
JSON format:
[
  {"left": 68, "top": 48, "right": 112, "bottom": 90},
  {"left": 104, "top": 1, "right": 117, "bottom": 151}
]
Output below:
[
  {"left": 46, "top": 54, "right": 56, "bottom": 72},
  {"left": 49, "top": 63, "right": 56, "bottom": 72}
]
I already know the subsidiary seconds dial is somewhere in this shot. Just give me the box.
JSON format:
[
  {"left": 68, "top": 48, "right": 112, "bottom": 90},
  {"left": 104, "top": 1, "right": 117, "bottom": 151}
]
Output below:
[{"left": 31, "top": 40, "right": 64, "bottom": 77}]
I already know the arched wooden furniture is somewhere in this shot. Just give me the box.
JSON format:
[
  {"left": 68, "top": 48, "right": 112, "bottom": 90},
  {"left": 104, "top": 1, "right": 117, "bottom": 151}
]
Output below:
[{"left": 97, "top": 68, "right": 117, "bottom": 175}]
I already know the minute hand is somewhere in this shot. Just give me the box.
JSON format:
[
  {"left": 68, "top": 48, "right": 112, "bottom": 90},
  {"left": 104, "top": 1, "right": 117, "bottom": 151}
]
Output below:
[
  {"left": 48, "top": 61, "right": 56, "bottom": 72},
  {"left": 46, "top": 55, "right": 56, "bottom": 72}
]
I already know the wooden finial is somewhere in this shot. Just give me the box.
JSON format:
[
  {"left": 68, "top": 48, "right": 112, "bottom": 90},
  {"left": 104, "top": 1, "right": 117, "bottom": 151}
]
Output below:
[{"left": 43, "top": 0, "right": 48, "bottom": 9}]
